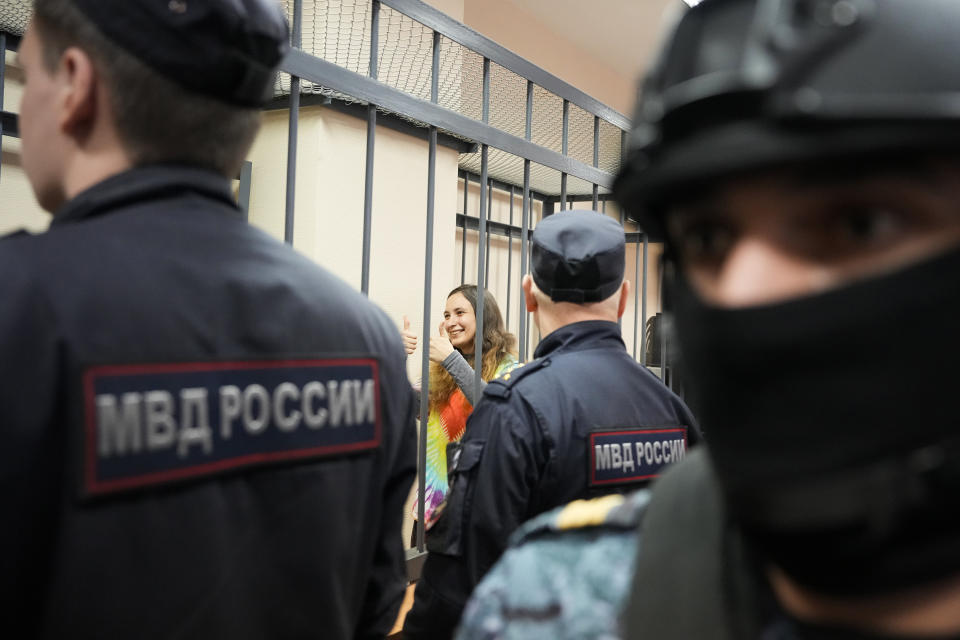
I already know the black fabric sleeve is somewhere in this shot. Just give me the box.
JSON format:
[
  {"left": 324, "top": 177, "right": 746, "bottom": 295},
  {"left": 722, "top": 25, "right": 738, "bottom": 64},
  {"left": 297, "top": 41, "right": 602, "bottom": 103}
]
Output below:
[
  {"left": 0, "top": 261, "right": 64, "bottom": 625},
  {"left": 355, "top": 344, "right": 419, "bottom": 639},
  {"left": 403, "top": 398, "right": 544, "bottom": 639}
]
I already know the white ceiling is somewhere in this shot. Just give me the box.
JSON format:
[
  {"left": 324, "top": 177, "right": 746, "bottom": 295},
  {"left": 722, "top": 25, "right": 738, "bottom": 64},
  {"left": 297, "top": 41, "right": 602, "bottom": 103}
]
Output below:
[{"left": 506, "top": 0, "right": 683, "bottom": 82}]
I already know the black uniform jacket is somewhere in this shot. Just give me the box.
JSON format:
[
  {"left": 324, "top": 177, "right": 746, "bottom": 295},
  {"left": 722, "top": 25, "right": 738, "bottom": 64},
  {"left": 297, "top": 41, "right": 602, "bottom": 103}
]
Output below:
[
  {"left": 0, "top": 166, "right": 416, "bottom": 639},
  {"left": 404, "top": 320, "right": 698, "bottom": 637}
]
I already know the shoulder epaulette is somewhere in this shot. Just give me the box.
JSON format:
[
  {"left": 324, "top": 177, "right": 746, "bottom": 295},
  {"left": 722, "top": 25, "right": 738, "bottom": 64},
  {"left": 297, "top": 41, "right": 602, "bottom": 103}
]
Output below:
[
  {"left": 509, "top": 491, "right": 650, "bottom": 546},
  {"left": 483, "top": 358, "right": 550, "bottom": 399}
]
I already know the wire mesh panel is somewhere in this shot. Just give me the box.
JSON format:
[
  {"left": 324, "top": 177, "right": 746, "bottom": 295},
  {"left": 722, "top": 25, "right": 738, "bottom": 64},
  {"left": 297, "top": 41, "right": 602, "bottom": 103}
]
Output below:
[
  {"left": 0, "top": 0, "right": 30, "bottom": 35},
  {"left": 530, "top": 84, "right": 563, "bottom": 155},
  {"left": 566, "top": 102, "right": 595, "bottom": 167},
  {"left": 487, "top": 62, "right": 527, "bottom": 140},
  {"left": 281, "top": 0, "right": 371, "bottom": 76},
  {"left": 459, "top": 146, "right": 594, "bottom": 197},
  {"left": 435, "top": 35, "right": 464, "bottom": 116},
  {"left": 378, "top": 4, "right": 433, "bottom": 101},
  {"left": 565, "top": 174, "right": 601, "bottom": 199},
  {"left": 598, "top": 119, "right": 623, "bottom": 175}
]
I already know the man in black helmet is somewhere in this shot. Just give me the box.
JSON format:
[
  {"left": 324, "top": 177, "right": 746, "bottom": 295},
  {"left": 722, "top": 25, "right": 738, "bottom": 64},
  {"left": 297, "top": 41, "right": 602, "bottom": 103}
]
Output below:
[
  {"left": 2, "top": 1, "right": 415, "bottom": 637},
  {"left": 456, "top": 0, "right": 960, "bottom": 638}
]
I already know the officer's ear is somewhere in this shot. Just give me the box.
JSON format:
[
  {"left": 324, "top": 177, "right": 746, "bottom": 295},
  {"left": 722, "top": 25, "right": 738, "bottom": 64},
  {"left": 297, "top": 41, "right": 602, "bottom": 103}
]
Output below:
[
  {"left": 522, "top": 275, "right": 539, "bottom": 313},
  {"left": 56, "top": 46, "right": 98, "bottom": 139},
  {"left": 617, "top": 280, "right": 630, "bottom": 319}
]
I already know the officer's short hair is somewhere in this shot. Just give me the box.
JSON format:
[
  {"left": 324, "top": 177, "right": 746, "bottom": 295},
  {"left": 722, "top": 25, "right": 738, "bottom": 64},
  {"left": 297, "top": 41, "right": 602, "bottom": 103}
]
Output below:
[{"left": 32, "top": 0, "right": 261, "bottom": 178}]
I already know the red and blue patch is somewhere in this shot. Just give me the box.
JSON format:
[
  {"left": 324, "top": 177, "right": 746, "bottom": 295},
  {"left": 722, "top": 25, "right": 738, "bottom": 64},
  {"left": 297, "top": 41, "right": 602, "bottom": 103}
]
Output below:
[
  {"left": 588, "top": 427, "right": 688, "bottom": 487},
  {"left": 82, "top": 358, "right": 381, "bottom": 497}
]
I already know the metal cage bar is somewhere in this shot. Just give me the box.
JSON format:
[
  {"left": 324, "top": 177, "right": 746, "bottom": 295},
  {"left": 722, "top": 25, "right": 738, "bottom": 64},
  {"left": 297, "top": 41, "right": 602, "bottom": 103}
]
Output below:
[
  {"left": 0, "top": 32, "right": 5, "bottom": 185},
  {"left": 641, "top": 235, "right": 649, "bottom": 367},
  {"left": 660, "top": 265, "right": 668, "bottom": 386},
  {"left": 506, "top": 186, "right": 514, "bottom": 330},
  {"left": 238, "top": 161, "right": 253, "bottom": 220},
  {"left": 633, "top": 235, "right": 641, "bottom": 360},
  {"left": 474, "top": 55, "right": 491, "bottom": 395},
  {"left": 485, "top": 179, "right": 492, "bottom": 287},
  {"left": 283, "top": 0, "right": 303, "bottom": 245},
  {"left": 592, "top": 115, "right": 600, "bottom": 210},
  {"left": 415, "top": 28, "right": 443, "bottom": 554},
  {"left": 461, "top": 175, "right": 468, "bottom": 284},
  {"left": 475, "top": 144, "right": 489, "bottom": 394},
  {"left": 560, "top": 99, "right": 569, "bottom": 210},
  {"left": 360, "top": 0, "right": 381, "bottom": 295},
  {"left": 282, "top": 50, "right": 615, "bottom": 189},
  {"left": 519, "top": 79, "right": 534, "bottom": 362}
]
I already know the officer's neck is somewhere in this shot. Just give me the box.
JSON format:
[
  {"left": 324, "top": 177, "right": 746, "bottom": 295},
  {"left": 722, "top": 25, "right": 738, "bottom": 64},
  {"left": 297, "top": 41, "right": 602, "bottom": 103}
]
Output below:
[
  {"left": 536, "top": 304, "right": 619, "bottom": 338},
  {"left": 769, "top": 566, "right": 960, "bottom": 636},
  {"left": 56, "top": 102, "right": 134, "bottom": 215}
]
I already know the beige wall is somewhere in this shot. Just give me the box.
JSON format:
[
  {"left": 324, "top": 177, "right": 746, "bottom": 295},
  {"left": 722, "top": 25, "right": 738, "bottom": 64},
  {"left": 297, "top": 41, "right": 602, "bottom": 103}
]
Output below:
[
  {"left": 246, "top": 106, "right": 461, "bottom": 385},
  {"left": 463, "top": 0, "right": 635, "bottom": 115},
  {"left": 424, "top": 0, "right": 464, "bottom": 22}
]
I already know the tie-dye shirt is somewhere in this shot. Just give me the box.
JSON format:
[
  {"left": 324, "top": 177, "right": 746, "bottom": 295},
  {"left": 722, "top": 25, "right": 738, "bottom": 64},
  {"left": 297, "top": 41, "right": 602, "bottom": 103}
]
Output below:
[{"left": 419, "top": 355, "right": 518, "bottom": 526}]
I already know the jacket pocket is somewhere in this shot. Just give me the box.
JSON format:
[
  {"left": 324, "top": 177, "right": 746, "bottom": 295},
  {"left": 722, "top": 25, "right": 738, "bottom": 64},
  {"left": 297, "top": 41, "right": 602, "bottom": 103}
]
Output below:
[{"left": 426, "top": 440, "right": 484, "bottom": 556}]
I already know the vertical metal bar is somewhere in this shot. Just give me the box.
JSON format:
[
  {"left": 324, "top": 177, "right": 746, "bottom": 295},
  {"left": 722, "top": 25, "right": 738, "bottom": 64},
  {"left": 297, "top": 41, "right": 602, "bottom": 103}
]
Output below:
[
  {"left": 238, "top": 161, "right": 253, "bottom": 221},
  {"left": 660, "top": 264, "right": 668, "bottom": 386},
  {"left": 485, "top": 179, "right": 492, "bottom": 288},
  {"left": 506, "top": 186, "right": 514, "bottom": 331},
  {"left": 283, "top": 0, "right": 303, "bottom": 245},
  {"left": 461, "top": 175, "right": 468, "bottom": 285},
  {"left": 615, "top": 199, "right": 622, "bottom": 328},
  {"left": 520, "top": 163, "right": 531, "bottom": 361},
  {"left": 416, "top": 29, "right": 442, "bottom": 553},
  {"left": 361, "top": 0, "right": 380, "bottom": 295},
  {"left": 641, "top": 235, "right": 649, "bottom": 366},
  {"left": 560, "top": 99, "right": 569, "bottom": 210},
  {"left": 592, "top": 115, "right": 600, "bottom": 210},
  {"left": 519, "top": 80, "right": 533, "bottom": 362},
  {"left": 475, "top": 145, "right": 489, "bottom": 396},
  {"left": 474, "top": 56, "right": 491, "bottom": 395},
  {"left": 0, "top": 32, "right": 5, "bottom": 185},
  {"left": 633, "top": 234, "right": 641, "bottom": 360}
]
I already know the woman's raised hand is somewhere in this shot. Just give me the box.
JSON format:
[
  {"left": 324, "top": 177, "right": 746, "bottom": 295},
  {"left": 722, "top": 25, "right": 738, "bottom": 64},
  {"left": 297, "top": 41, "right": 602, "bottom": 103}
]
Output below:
[
  {"left": 400, "top": 315, "right": 418, "bottom": 355},
  {"left": 429, "top": 322, "right": 456, "bottom": 363}
]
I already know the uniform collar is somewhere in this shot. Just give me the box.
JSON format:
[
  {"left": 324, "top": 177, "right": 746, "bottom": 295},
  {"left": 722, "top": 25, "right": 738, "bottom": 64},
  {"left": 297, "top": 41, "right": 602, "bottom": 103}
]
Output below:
[
  {"left": 533, "top": 320, "right": 625, "bottom": 359},
  {"left": 51, "top": 165, "right": 238, "bottom": 226}
]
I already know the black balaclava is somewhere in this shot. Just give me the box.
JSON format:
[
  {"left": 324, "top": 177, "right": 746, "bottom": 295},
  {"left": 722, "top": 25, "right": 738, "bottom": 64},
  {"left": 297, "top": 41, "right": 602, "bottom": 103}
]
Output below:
[{"left": 672, "top": 243, "right": 960, "bottom": 595}]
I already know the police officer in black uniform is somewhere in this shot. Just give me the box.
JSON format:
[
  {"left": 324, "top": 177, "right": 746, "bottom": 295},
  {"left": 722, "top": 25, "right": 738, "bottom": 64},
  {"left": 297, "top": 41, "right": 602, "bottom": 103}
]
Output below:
[
  {"left": 404, "top": 210, "right": 698, "bottom": 637},
  {"left": 612, "top": 0, "right": 960, "bottom": 638},
  {"left": 2, "top": 1, "right": 415, "bottom": 637}
]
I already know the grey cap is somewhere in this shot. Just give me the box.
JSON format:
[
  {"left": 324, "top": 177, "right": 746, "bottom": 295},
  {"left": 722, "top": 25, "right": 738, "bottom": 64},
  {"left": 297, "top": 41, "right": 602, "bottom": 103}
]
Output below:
[{"left": 531, "top": 211, "right": 626, "bottom": 303}]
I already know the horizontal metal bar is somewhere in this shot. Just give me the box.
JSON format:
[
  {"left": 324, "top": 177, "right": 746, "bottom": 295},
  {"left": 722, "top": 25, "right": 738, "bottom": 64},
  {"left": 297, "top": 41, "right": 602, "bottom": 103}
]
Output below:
[
  {"left": 459, "top": 213, "right": 643, "bottom": 244},
  {"left": 281, "top": 49, "right": 616, "bottom": 189},
  {"left": 378, "top": 0, "right": 630, "bottom": 131},
  {"left": 266, "top": 95, "right": 475, "bottom": 153},
  {"left": 458, "top": 169, "right": 550, "bottom": 202},
  {"left": 458, "top": 213, "right": 532, "bottom": 241},
  {"left": 1, "top": 111, "right": 18, "bottom": 138},
  {"left": 544, "top": 192, "right": 615, "bottom": 205}
]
